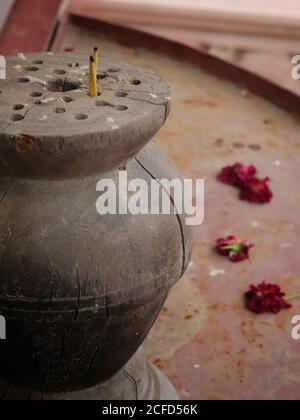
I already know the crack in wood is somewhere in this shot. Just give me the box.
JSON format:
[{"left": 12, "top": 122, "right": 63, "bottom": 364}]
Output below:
[
  {"left": 135, "top": 157, "right": 186, "bottom": 277},
  {"left": 0, "top": 178, "right": 14, "bottom": 203}
]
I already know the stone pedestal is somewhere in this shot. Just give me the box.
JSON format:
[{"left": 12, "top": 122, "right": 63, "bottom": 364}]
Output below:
[{"left": 0, "top": 53, "right": 192, "bottom": 400}]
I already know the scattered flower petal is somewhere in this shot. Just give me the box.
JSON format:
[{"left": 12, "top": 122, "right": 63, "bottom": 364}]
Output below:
[
  {"left": 245, "top": 282, "right": 292, "bottom": 314},
  {"left": 216, "top": 236, "right": 254, "bottom": 262},
  {"left": 218, "top": 162, "right": 257, "bottom": 187},
  {"left": 218, "top": 163, "right": 273, "bottom": 204},
  {"left": 240, "top": 177, "right": 273, "bottom": 204}
]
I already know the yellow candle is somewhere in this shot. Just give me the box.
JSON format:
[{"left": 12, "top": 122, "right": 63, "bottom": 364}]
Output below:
[
  {"left": 89, "top": 56, "right": 97, "bottom": 97},
  {"left": 93, "top": 47, "right": 102, "bottom": 95}
]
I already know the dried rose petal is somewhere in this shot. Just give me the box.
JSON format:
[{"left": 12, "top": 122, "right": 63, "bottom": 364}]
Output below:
[
  {"left": 218, "top": 163, "right": 257, "bottom": 187},
  {"left": 245, "top": 282, "right": 292, "bottom": 314},
  {"left": 216, "top": 236, "right": 254, "bottom": 262},
  {"left": 240, "top": 177, "right": 273, "bottom": 204}
]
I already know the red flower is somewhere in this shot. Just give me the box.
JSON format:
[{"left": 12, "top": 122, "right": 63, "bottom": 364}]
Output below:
[
  {"left": 245, "top": 282, "right": 292, "bottom": 314},
  {"left": 218, "top": 163, "right": 257, "bottom": 187},
  {"left": 240, "top": 178, "right": 273, "bottom": 204},
  {"left": 216, "top": 236, "right": 254, "bottom": 262},
  {"left": 218, "top": 162, "right": 273, "bottom": 204}
]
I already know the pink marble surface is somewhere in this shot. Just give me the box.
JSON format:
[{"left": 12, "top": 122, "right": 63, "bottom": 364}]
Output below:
[
  {"left": 145, "top": 80, "right": 300, "bottom": 399},
  {"left": 142, "top": 51, "right": 300, "bottom": 401}
]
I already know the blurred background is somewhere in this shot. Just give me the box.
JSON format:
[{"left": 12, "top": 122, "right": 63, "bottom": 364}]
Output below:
[{"left": 1, "top": 0, "right": 300, "bottom": 93}]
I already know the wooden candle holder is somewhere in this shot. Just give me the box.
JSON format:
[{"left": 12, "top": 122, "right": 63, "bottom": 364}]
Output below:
[{"left": 0, "top": 53, "right": 192, "bottom": 400}]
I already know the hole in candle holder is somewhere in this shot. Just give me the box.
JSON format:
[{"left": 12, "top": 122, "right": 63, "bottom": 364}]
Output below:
[
  {"left": 13, "top": 104, "right": 25, "bottom": 111},
  {"left": 115, "top": 105, "right": 128, "bottom": 111},
  {"left": 54, "top": 107, "right": 66, "bottom": 114},
  {"left": 115, "top": 92, "right": 128, "bottom": 97},
  {"left": 18, "top": 77, "right": 30, "bottom": 83},
  {"left": 107, "top": 68, "right": 121, "bottom": 73},
  {"left": 54, "top": 69, "right": 67, "bottom": 75},
  {"left": 32, "top": 60, "right": 44, "bottom": 65},
  {"left": 97, "top": 73, "right": 108, "bottom": 80},
  {"left": 47, "top": 79, "right": 81, "bottom": 92},
  {"left": 11, "top": 114, "right": 24, "bottom": 121},
  {"left": 63, "top": 97, "right": 74, "bottom": 103},
  {"left": 75, "top": 114, "right": 88, "bottom": 120},
  {"left": 131, "top": 80, "right": 141, "bottom": 85},
  {"left": 30, "top": 92, "right": 43, "bottom": 97},
  {"left": 68, "top": 62, "right": 79, "bottom": 68},
  {"left": 25, "top": 66, "right": 39, "bottom": 72},
  {"left": 96, "top": 100, "right": 111, "bottom": 107}
]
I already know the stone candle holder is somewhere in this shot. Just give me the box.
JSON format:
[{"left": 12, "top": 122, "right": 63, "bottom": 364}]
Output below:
[{"left": 0, "top": 53, "right": 192, "bottom": 400}]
